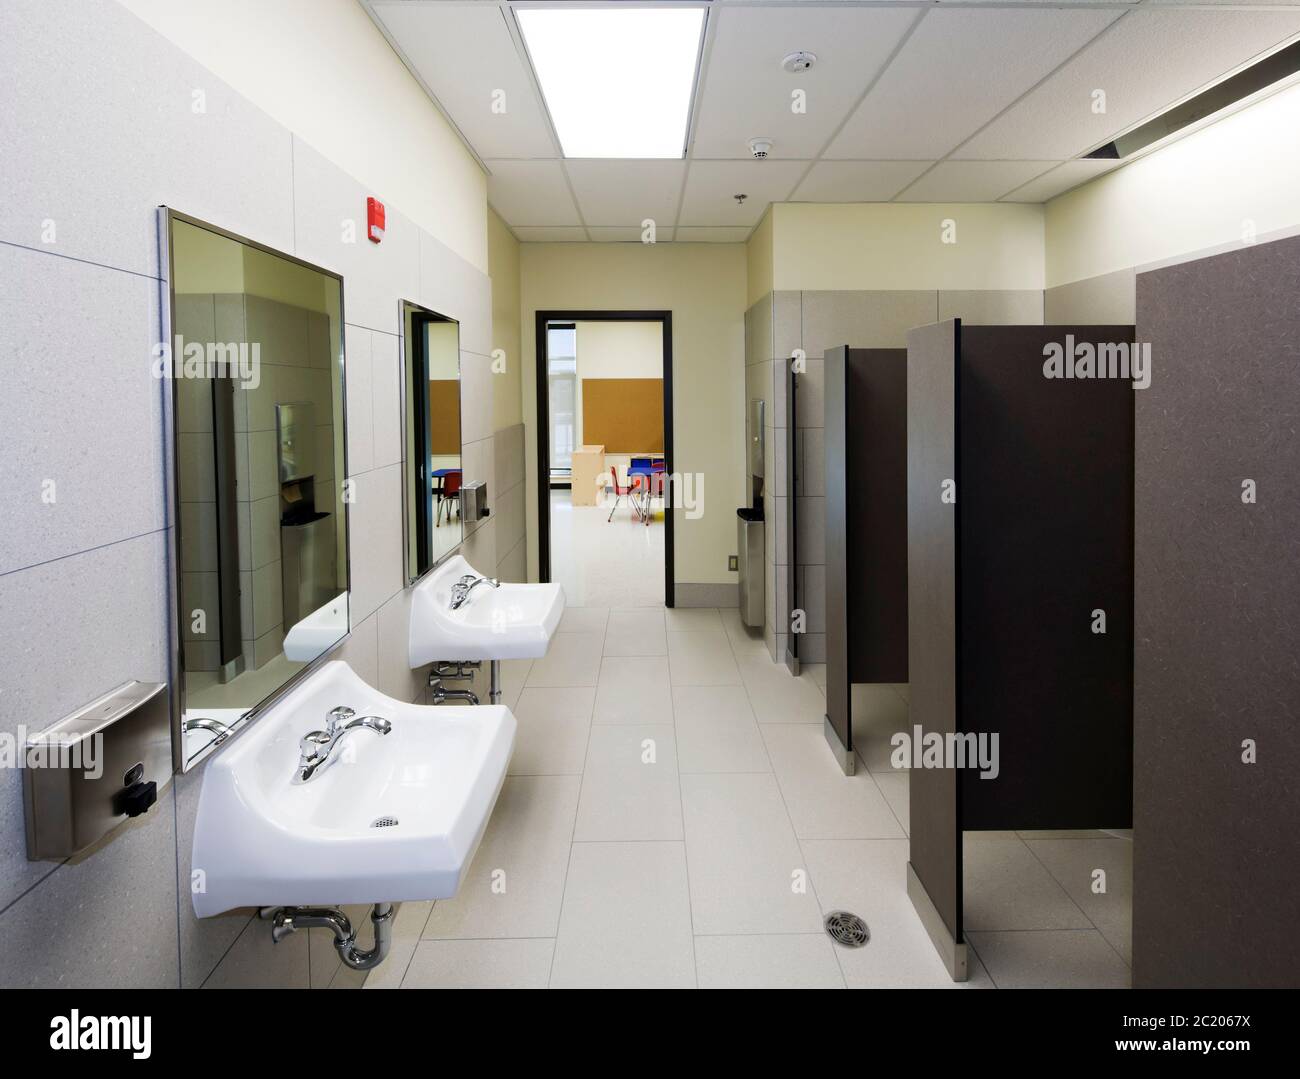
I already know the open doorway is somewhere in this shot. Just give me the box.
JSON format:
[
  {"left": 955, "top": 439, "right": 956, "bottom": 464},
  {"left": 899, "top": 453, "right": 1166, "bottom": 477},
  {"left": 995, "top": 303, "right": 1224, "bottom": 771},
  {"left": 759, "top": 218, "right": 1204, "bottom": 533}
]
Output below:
[{"left": 535, "top": 310, "right": 673, "bottom": 607}]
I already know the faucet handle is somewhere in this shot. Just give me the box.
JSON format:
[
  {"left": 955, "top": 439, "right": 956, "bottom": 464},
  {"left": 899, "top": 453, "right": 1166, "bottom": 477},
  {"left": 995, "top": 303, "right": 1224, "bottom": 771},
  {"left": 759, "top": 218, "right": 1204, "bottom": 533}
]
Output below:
[
  {"left": 299, "top": 729, "right": 331, "bottom": 758},
  {"left": 326, "top": 706, "right": 355, "bottom": 733}
]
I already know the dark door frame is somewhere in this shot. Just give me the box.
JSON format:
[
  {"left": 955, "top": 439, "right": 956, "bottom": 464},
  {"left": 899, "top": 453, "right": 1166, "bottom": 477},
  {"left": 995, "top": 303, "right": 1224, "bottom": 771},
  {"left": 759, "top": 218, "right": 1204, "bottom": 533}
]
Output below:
[{"left": 535, "top": 310, "right": 674, "bottom": 607}]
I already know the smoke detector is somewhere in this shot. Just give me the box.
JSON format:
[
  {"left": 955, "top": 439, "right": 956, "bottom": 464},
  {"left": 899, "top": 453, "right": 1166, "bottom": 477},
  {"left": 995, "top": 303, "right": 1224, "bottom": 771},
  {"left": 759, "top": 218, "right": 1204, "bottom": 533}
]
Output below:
[
  {"left": 748, "top": 137, "right": 773, "bottom": 160},
  {"left": 782, "top": 51, "right": 817, "bottom": 74}
]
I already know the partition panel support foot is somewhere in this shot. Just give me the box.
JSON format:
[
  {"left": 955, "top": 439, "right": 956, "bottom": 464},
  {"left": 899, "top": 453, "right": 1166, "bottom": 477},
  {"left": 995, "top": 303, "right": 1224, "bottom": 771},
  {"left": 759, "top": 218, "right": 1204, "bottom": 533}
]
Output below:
[
  {"left": 823, "top": 715, "right": 855, "bottom": 776},
  {"left": 907, "top": 862, "right": 968, "bottom": 982}
]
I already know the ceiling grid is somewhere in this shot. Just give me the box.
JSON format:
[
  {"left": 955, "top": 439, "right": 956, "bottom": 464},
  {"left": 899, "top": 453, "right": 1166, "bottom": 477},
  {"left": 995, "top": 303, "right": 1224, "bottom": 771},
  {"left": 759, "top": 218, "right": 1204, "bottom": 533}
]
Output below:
[{"left": 362, "top": 0, "right": 1300, "bottom": 241}]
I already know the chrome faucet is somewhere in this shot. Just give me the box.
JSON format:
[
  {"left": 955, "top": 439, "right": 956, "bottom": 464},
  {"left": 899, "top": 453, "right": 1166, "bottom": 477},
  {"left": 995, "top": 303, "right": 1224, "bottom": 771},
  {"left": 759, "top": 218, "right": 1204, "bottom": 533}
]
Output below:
[
  {"left": 184, "top": 716, "right": 231, "bottom": 741},
  {"left": 295, "top": 706, "right": 392, "bottom": 782},
  {"left": 449, "top": 573, "right": 500, "bottom": 610}
]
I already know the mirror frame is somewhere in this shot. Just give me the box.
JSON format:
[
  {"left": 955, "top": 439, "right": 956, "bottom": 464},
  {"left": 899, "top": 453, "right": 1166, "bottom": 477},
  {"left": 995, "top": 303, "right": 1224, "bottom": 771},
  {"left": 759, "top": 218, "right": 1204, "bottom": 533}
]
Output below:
[
  {"left": 398, "top": 298, "right": 464, "bottom": 586},
  {"left": 159, "top": 206, "right": 352, "bottom": 773}
]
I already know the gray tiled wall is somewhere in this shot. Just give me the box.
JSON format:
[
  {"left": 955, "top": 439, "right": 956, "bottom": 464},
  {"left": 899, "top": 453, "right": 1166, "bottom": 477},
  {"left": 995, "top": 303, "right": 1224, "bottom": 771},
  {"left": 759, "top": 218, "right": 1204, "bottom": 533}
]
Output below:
[
  {"left": 745, "top": 288, "right": 1043, "bottom": 670},
  {"left": 0, "top": 0, "right": 516, "bottom": 989}
]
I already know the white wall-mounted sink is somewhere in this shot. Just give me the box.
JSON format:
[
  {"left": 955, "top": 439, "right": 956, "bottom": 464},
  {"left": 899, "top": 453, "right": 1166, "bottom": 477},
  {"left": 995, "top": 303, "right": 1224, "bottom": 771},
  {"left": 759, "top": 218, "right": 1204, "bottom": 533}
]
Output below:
[
  {"left": 282, "top": 592, "right": 348, "bottom": 661},
  {"left": 409, "top": 554, "right": 564, "bottom": 666},
  {"left": 191, "top": 660, "right": 515, "bottom": 917}
]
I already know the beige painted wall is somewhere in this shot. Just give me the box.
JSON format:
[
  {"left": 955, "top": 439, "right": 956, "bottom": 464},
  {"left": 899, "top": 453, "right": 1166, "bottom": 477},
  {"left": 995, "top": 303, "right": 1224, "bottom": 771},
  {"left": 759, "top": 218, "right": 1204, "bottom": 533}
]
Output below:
[
  {"left": 488, "top": 209, "right": 523, "bottom": 431},
  {"left": 1046, "top": 80, "right": 1300, "bottom": 287},
  {"left": 119, "top": 0, "right": 488, "bottom": 272},
  {"left": 769, "top": 202, "right": 1045, "bottom": 291},
  {"left": 520, "top": 242, "right": 748, "bottom": 587},
  {"left": 747, "top": 208, "right": 775, "bottom": 308}
]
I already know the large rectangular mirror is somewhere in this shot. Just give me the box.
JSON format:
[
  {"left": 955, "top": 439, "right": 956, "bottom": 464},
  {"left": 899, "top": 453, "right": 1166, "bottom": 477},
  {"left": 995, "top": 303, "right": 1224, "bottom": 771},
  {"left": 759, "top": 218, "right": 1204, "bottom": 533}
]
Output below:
[
  {"left": 164, "top": 210, "right": 350, "bottom": 770},
  {"left": 401, "top": 300, "right": 463, "bottom": 582}
]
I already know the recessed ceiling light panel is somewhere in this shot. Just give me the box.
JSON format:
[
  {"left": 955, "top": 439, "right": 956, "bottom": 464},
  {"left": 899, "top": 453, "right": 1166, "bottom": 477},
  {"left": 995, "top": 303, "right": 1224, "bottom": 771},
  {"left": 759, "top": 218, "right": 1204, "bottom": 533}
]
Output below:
[{"left": 517, "top": 6, "right": 706, "bottom": 159}]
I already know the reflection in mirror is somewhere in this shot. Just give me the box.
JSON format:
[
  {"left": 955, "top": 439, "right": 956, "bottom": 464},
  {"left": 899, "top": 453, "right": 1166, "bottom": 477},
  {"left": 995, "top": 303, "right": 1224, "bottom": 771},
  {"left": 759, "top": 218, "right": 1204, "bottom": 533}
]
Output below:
[
  {"left": 166, "top": 212, "right": 349, "bottom": 770},
  {"left": 401, "top": 300, "right": 463, "bottom": 583}
]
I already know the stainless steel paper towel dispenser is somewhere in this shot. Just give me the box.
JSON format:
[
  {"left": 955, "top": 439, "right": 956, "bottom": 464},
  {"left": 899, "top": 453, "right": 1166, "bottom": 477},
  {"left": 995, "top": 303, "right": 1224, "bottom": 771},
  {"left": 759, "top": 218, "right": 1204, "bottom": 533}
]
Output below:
[
  {"left": 23, "top": 681, "right": 171, "bottom": 860},
  {"left": 462, "top": 480, "right": 489, "bottom": 521}
]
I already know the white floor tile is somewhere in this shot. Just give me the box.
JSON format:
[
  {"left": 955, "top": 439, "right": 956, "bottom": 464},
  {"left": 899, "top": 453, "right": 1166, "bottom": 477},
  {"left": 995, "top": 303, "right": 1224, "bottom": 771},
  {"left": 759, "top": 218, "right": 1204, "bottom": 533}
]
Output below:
[
  {"left": 558, "top": 606, "right": 609, "bottom": 635},
  {"left": 668, "top": 629, "right": 741, "bottom": 686},
  {"left": 593, "top": 655, "right": 673, "bottom": 724},
  {"left": 550, "top": 491, "right": 665, "bottom": 608},
  {"left": 801, "top": 839, "right": 992, "bottom": 989},
  {"left": 737, "top": 657, "right": 825, "bottom": 723},
  {"left": 967, "top": 929, "right": 1131, "bottom": 989},
  {"left": 673, "top": 685, "right": 771, "bottom": 773},
  {"left": 603, "top": 608, "right": 668, "bottom": 656},
  {"left": 524, "top": 631, "right": 604, "bottom": 687},
  {"left": 402, "top": 938, "right": 554, "bottom": 989},
  {"left": 1024, "top": 837, "right": 1132, "bottom": 964},
  {"left": 508, "top": 687, "right": 595, "bottom": 776},
  {"left": 762, "top": 725, "right": 904, "bottom": 840},
  {"left": 962, "top": 835, "right": 1093, "bottom": 932},
  {"left": 681, "top": 773, "right": 824, "bottom": 935},
  {"left": 665, "top": 607, "right": 722, "bottom": 630},
  {"left": 873, "top": 771, "right": 910, "bottom": 835},
  {"left": 574, "top": 724, "right": 682, "bottom": 841},
  {"left": 423, "top": 775, "right": 580, "bottom": 939},
  {"left": 550, "top": 842, "right": 695, "bottom": 988},
  {"left": 694, "top": 934, "right": 845, "bottom": 989},
  {"left": 498, "top": 658, "right": 532, "bottom": 711},
  {"left": 719, "top": 606, "right": 770, "bottom": 657}
]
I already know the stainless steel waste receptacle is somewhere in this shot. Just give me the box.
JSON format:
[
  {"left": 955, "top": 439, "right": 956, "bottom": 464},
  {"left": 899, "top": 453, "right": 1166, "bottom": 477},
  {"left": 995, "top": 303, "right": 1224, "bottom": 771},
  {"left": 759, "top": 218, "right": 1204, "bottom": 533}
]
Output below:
[
  {"left": 281, "top": 511, "right": 335, "bottom": 629},
  {"left": 737, "top": 507, "right": 765, "bottom": 628}
]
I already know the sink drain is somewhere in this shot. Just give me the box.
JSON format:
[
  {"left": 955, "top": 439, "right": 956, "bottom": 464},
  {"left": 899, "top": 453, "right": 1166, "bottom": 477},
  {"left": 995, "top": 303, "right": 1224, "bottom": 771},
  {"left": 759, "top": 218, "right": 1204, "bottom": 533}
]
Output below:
[
  {"left": 370, "top": 816, "right": 399, "bottom": 828},
  {"left": 824, "top": 910, "right": 869, "bottom": 948}
]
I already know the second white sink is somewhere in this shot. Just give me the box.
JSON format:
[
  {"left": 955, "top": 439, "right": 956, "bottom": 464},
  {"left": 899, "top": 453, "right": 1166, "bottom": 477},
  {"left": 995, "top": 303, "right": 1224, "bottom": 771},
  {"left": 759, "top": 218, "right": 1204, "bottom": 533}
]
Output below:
[{"left": 409, "top": 554, "right": 564, "bottom": 666}]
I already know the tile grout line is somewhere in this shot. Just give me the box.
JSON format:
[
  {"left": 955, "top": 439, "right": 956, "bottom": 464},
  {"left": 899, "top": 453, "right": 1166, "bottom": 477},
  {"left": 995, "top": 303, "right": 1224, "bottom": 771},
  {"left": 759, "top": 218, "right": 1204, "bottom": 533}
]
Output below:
[
  {"left": 724, "top": 615, "right": 848, "bottom": 989},
  {"left": 1019, "top": 835, "right": 1133, "bottom": 973},
  {"left": 543, "top": 635, "right": 599, "bottom": 989},
  {"left": 667, "top": 627, "right": 700, "bottom": 989}
]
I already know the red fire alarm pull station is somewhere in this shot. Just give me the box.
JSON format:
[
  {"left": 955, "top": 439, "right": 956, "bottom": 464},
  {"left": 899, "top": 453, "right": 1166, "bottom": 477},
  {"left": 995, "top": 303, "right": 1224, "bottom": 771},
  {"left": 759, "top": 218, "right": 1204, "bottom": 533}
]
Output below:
[{"left": 367, "top": 197, "right": 385, "bottom": 243}]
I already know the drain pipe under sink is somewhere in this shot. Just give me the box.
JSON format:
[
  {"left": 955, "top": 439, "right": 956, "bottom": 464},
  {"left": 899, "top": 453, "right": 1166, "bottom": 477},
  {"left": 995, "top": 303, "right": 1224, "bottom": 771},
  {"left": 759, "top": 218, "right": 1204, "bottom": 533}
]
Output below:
[{"left": 263, "top": 902, "right": 395, "bottom": 970}]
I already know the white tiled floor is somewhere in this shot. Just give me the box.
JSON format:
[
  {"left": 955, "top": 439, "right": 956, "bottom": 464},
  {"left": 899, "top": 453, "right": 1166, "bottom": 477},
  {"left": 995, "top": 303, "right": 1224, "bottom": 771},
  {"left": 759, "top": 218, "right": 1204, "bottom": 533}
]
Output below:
[{"left": 366, "top": 498, "right": 1131, "bottom": 988}]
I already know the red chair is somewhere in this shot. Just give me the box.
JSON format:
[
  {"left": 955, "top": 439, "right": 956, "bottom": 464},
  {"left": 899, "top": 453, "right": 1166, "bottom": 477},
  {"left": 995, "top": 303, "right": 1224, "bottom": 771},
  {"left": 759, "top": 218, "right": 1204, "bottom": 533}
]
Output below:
[
  {"left": 437, "top": 470, "right": 462, "bottom": 525},
  {"left": 605, "top": 466, "right": 645, "bottom": 523}
]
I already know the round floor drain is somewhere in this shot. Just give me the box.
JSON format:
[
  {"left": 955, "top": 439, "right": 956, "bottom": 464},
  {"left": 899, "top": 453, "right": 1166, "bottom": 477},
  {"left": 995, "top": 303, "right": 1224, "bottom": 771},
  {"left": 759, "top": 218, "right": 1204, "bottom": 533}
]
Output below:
[
  {"left": 370, "top": 816, "right": 399, "bottom": 828},
  {"left": 824, "top": 910, "right": 870, "bottom": 948}
]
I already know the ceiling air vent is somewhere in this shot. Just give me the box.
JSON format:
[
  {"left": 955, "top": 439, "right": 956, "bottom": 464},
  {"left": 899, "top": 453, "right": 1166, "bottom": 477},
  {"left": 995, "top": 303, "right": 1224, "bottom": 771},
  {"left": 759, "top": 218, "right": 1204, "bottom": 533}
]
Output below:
[{"left": 1084, "top": 38, "right": 1300, "bottom": 161}]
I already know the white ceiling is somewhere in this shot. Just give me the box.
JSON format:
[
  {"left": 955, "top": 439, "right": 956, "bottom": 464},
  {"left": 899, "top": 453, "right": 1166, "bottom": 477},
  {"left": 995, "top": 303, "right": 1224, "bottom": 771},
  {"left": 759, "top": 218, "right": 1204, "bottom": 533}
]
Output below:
[{"left": 365, "top": 1, "right": 1300, "bottom": 242}]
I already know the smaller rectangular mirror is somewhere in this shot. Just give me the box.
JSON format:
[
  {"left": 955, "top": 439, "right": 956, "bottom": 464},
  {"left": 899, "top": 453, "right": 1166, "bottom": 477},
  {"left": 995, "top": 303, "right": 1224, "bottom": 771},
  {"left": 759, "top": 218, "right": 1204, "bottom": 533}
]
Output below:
[{"left": 402, "top": 300, "right": 463, "bottom": 582}]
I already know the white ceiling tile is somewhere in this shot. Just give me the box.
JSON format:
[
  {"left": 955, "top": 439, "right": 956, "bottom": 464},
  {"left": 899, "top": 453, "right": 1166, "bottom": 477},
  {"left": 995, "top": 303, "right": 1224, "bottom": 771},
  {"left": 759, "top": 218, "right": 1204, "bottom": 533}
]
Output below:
[
  {"left": 791, "top": 160, "right": 933, "bottom": 202},
  {"left": 826, "top": 8, "right": 1121, "bottom": 161},
  {"left": 672, "top": 227, "right": 753, "bottom": 243},
  {"left": 485, "top": 160, "right": 580, "bottom": 225},
  {"left": 957, "top": 9, "right": 1300, "bottom": 160},
  {"left": 678, "top": 160, "right": 808, "bottom": 225},
  {"left": 512, "top": 227, "right": 589, "bottom": 243},
  {"left": 896, "top": 161, "right": 1059, "bottom": 202},
  {"left": 691, "top": 5, "right": 919, "bottom": 159},
  {"left": 371, "top": 1, "right": 556, "bottom": 159},
  {"left": 999, "top": 159, "right": 1125, "bottom": 203},
  {"left": 564, "top": 160, "right": 685, "bottom": 227},
  {"left": 586, "top": 227, "right": 674, "bottom": 243}
]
